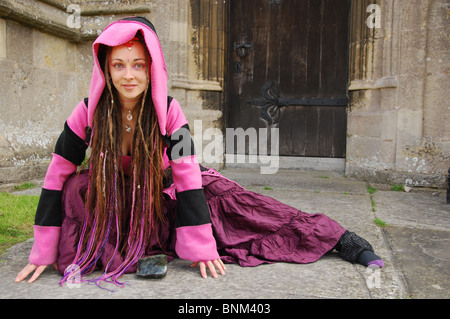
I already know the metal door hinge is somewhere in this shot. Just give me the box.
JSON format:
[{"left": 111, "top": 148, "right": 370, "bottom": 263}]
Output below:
[{"left": 248, "top": 81, "right": 348, "bottom": 125}]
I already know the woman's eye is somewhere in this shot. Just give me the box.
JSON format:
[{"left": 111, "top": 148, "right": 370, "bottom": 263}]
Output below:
[
  {"left": 133, "top": 63, "right": 145, "bottom": 70},
  {"left": 113, "top": 63, "right": 124, "bottom": 69}
]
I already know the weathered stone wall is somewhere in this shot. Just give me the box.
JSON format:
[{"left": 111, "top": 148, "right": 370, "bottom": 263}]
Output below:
[
  {"left": 346, "top": 0, "right": 449, "bottom": 187},
  {"left": 0, "top": 16, "right": 92, "bottom": 183},
  {"left": 0, "top": 0, "right": 448, "bottom": 187},
  {"left": 0, "top": 0, "right": 225, "bottom": 184}
]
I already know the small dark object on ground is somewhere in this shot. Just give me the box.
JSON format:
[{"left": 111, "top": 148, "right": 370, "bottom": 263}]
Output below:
[{"left": 136, "top": 254, "right": 168, "bottom": 279}]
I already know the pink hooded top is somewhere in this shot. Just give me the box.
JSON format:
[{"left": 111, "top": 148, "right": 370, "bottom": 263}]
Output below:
[{"left": 29, "top": 17, "right": 219, "bottom": 268}]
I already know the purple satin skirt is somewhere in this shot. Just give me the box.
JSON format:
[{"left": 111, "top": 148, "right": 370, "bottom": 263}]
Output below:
[{"left": 57, "top": 170, "right": 346, "bottom": 275}]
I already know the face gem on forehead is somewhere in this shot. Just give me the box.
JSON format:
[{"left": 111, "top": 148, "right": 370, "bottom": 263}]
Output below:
[{"left": 124, "top": 37, "right": 140, "bottom": 51}]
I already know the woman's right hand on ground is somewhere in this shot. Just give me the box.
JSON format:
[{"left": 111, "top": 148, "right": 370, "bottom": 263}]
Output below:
[{"left": 15, "top": 262, "right": 58, "bottom": 283}]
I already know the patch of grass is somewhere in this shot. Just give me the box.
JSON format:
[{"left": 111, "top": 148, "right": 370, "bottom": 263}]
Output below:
[
  {"left": 370, "top": 198, "right": 376, "bottom": 212},
  {"left": 390, "top": 184, "right": 405, "bottom": 192},
  {"left": 314, "top": 175, "right": 331, "bottom": 179},
  {"left": 0, "top": 192, "right": 38, "bottom": 256},
  {"left": 365, "top": 186, "right": 388, "bottom": 227},
  {"left": 367, "top": 185, "right": 377, "bottom": 212},
  {"left": 14, "top": 182, "right": 37, "bottom": 191},
  {"left": 374, "top": 217, "right": 388, "bottom": 227},
  {"left": 264, "top": 186, "right": 273, "bottom": 190},
  {"left": 367, "top": 185, "right": 377, "bottom": 195}
]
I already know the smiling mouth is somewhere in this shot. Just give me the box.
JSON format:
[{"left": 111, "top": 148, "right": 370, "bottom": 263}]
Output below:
[{"left": 122, "top": 85, "right": 137, "bottom": 90}]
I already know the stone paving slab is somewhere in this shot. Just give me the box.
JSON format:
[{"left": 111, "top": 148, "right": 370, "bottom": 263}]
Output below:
[{"left": 1, "top": 168, "right": 448, "bottom": 301}]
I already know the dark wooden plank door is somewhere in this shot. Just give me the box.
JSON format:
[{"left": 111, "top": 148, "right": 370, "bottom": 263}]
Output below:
[{"left": 227, "top": 0, "right": 350, "bottom": 158}]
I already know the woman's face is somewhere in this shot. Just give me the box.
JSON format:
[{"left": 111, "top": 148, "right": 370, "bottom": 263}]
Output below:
[{"left": 109, "top": 41, "right": 149, "bottom": 103}]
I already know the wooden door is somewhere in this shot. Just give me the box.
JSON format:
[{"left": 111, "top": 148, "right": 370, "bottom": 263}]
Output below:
[{"left": 227, "top": 0, "right": 350, "bottom": 158}]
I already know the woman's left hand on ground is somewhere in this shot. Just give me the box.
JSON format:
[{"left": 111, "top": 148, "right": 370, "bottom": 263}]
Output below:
[{"left": 190, "top": 259, "right": 226, "bottom": 279}]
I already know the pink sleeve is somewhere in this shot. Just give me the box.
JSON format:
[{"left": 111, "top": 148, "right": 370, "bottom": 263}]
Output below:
[
  {"left": 175, "top": 224, "right": 220, "bottom": 262},
  {"left": 43, "top": 154, "right": 77, "bottom": 191},
  {"left": 165, "top": 98, "right": 188, "bottom": 136},
  {"left": 29, "top": 225, "right": 61, "bottom": 266},
  {"left": 166, "top": 98, "right": 220, "bottom": 262},
  {"left": 165, "top": 97, "right": 203, "bottom": 192},
  {"left": 66, "top": 99, "right": 89, "bottom": 141},
  {"left": 170, "top": 155, "right": 202, "bottom": 192}
]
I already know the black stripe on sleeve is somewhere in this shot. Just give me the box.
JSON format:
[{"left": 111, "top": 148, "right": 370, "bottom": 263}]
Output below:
[
  {"left": 54, "top": 122, "right": 88, "bottom": 166},
  {"left": 34, "top": 189, "right": 62, "bottom": 227},
  {"left": 175, "top": 189, "right": 211, "bottom": 227},
  {"left": 167, "top": 124, "right": 196, "bottom": 161}
]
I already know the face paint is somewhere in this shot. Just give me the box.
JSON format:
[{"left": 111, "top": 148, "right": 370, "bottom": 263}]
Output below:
[{"left": 109, "top": 41, "right": 148, "bottom": 104}]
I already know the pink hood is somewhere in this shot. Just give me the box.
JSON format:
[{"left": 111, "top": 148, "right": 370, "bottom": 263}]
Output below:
[{"left": 87, "top": 17, "right": 168, "bottom": 136}]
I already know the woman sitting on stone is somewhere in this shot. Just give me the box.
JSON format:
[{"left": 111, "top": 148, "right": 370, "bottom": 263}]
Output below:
[{"left": 15, "top": 17, "right": 383, "bottom": 287}]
